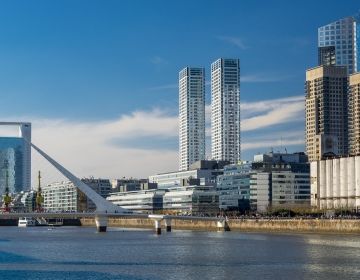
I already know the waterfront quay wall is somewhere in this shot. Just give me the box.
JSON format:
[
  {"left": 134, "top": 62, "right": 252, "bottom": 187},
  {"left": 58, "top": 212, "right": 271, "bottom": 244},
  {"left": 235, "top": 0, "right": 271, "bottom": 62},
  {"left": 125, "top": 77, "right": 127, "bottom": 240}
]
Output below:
[{"left": 80, "top": 217, "right": 360, "bottom": 234}]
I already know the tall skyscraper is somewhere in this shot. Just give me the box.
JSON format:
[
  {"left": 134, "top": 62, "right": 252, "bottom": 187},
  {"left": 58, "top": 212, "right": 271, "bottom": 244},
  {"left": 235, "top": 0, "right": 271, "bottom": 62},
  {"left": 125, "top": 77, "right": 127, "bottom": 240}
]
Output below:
[
  {"left": 349, "top": 72, "right": 360, "bottom": 155},
  {"left": 318, "top": 46, "right": 336, "bottom": 66},
  {"left": 211, "top": 58, "right": 240, "bottom": 164},
  {"left": 0, "top": 122, "right": 31, "bottom": 193},
  {"left": 318, "top": 14, "right": 359, "bottom": 74},
  {"left": 305, "top": 66, "right": 348, "bottom": 161},
  {"left": 179, "top": 67, "right": 205, "bottom": 171}
]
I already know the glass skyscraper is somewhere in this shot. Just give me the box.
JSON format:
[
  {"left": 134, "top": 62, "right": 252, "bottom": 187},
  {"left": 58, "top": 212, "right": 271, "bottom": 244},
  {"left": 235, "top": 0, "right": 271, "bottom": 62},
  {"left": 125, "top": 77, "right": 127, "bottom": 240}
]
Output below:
[
  {"left": 318, "top": 14, "right": 359, "bottom": 74},
  {"left": 0, "top": 137, "right": 26, "bottom": 194}
]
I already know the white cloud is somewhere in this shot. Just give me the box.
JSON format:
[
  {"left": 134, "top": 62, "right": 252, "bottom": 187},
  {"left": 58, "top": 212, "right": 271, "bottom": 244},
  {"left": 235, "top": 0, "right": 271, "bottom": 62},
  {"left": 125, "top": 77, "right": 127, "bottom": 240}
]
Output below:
[
  {"left": 242, "top": 138, "right": 304, "bottom": 151},
  {"left": 240, "top": 74, "right": 293, "bottom": 83},
  {"left": 205, "top": 95, "right": 304, "bottom": 133},
  {"left": 150, "top": 56, "right": 168, "bottom": 65},
  {"left": 241, "top": 95, "right": 304, "bottom": 131},
  {"left": 0, "top": 95, "right": 306, "bottom": 185},
  {"left": 217, "top": 36, "right": 248, "bottom": 49},
  {"left": 1, "top": 110, "right": 179, "bottom": 186}
]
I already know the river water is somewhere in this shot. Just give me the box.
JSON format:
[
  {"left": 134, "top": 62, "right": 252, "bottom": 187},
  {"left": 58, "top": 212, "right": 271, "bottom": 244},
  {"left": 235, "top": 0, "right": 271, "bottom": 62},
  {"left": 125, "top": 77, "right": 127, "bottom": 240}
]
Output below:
[{"left": 0, "top": 226, "right": 359, "bottom": 280}]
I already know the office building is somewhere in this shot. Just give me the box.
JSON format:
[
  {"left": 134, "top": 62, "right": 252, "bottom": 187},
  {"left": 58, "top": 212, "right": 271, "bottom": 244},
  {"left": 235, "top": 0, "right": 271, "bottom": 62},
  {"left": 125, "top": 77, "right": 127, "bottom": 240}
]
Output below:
[
  {"left": 211, "top": 58, "right": 241, "bottom": 164},
  {"left": 0, "top": 122, "right": 31, "bottom": 194},
  {"left": 318, "top": 46, "right": 336, "bottom": 66},
  {"left": 111, "top": 178, "right": 157, "bottom": 192},
  {"left": 107, "top": 189, "right": 164, "bottom": 213},
  {"left": 107, "top": 186, "right": 219, "bottom": 215},
  {"left": 149, "top": 160, "right": 228, "bottom": 189},
  {"left": 250, "top": 152, "right": 310, "bottom": 212},
  {"left": 216, "top": 161, "right": 251, "bottom": 211},
  {"left": 179, "top": 67, "right": 206, "bottom": 171},
  {"left": 305, "top": 65, "right": 348, "bottom": 161},
  {"left": 310, "top": 155, "right": 360, "bottom": 210},
  {"left": 162, "top": 186, "right": 219, "bottom": 215},
  {"left": 318, "top": 14, "right": 359, "bottom": 74},
  {"left": 81, "top": 178, "right": 112, "bottom": 198},
  {"left": 349, "top": 72, "right": 360, "bottom": 155}
]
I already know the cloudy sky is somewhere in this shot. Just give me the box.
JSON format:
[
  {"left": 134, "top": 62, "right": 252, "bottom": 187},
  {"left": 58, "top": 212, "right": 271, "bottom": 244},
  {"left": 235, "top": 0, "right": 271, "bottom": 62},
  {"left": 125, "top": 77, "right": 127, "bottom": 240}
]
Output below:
[{"left": 0, "top": 0, "right": 358, "bottom": 184}]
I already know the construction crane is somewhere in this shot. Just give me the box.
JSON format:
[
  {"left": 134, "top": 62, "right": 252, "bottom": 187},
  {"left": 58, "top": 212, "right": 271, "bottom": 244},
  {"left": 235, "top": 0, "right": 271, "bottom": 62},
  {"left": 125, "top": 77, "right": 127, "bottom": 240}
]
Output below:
[
  {"left": 3, "top": 170, "right": 11, "bottom": 212},
  {"left": 35, "top": 171, "right": 44, "bottom": 212}
]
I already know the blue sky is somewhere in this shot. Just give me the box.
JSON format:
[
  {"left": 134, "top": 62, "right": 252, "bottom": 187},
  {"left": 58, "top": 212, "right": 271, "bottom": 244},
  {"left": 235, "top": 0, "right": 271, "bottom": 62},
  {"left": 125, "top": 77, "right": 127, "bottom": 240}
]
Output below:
[{"left": 0, "top": 0, "right": 359, "bottom": 180}]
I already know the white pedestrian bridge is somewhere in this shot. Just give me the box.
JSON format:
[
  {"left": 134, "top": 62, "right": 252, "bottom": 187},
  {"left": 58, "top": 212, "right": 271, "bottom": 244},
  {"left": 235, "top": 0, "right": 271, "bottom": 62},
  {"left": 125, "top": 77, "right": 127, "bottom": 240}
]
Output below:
[{"left": 1, "top": 142, "right": 228, "bottom": 233}]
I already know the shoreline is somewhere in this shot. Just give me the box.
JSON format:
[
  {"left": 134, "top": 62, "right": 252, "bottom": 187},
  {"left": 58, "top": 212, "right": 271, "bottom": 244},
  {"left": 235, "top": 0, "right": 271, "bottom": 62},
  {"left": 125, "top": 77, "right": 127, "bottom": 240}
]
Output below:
[
  {"left": 2, "top": 217, "right": 359, "bottom": 235},
  {"left": 82, "top": 217, "right": 360, "bottom": 235}
]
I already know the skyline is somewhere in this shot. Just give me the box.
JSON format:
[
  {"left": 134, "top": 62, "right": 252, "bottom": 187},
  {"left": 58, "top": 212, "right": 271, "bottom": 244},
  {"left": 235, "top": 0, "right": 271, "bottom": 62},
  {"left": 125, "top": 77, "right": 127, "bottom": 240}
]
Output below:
[{"left": 0, "top": 0, "right": 359, "bottom": 182}]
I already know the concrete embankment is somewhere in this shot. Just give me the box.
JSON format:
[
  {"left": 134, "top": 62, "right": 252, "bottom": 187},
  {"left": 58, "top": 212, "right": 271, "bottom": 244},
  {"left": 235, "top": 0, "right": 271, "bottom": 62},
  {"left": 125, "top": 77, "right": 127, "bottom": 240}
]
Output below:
[{"left": 80, "top": 217, "right": 360, "bottom": 234}]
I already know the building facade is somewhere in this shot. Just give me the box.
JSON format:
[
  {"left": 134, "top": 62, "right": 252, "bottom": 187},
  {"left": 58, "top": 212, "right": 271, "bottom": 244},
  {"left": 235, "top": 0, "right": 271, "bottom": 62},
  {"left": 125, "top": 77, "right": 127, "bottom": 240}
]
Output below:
[
  {"left": 107, "top": 189, "right": 164, "bottom": 213},
  {"left": 0, "top": 122, "right": 31, "bottom": 194},
  {"left": 162, "top": 186, "right": 219, "bottom": 215},
  {"left": 349, "top": 72, "right": 360, "bottom": 155},
  {"left": 107, "top": 186, "right": 219, "bottom": 215},
  {"left": 318, "top": 14, "right": 359, "bottom": 74},
  {"left": 305, "top": 65, "right": 348, "bottom": 161},
  {"left": 211, "top": 58, "right": 241, "bottom": 164},
  {"left": 216, "top": 161, "right": 251, "bottom": 211},
  {"left": 42, "top": 181, "right": 88, "bottom": 212},
  {"left": 318, "top": 46, "right": 336, "bottom": 66},
  {"left": 0, "top": 137, "right": 26, "bottom": 194},
  {"left": 149, "top": 160, "right": 227, "bottom": 189},
  {"left": 310, "top": 155, "right": 360, "bottom": 211},
  {"left": 250, "top": 152, "right": 310, "bottom": 212},
  {"left": 179, "top": 67, "right": 206, "bottom": 171}
]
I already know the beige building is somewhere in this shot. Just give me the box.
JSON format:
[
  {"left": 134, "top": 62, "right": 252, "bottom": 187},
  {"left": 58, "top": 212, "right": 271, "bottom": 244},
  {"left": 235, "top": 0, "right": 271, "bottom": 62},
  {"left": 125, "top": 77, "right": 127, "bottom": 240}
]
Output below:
[
  {"left": 349, "top": 72, "right": 360, "bottom": 155},
  {"left": 305, "top": 65, "right": 348, "bottom": 161}
]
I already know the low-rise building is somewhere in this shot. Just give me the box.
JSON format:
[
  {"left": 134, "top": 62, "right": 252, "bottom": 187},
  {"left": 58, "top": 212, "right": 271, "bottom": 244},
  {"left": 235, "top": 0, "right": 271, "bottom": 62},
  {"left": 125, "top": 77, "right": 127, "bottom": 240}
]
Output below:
[
  {"left": 310, "top": 155, "right": 360, "bottom": 210},
  {"left": 149, "top": 160, "right": 228, "bottom": 189},
  {"left": 216, "top": 161, "right": 251, "bottom": 211},
  {"left": 250, "top": 152, "right": 310, "bottom": 212},
  {"left": 42, "top": 181, "right": 87, "bottom": 212},
  {"left": 163, "top": 186, "right": 219, "bottom": 215},
  {"left": 107, "top": 186, "right": 219, "bottom": 215},
  {"left": 42, "top": 178, "right": 111, "bottom": 212},
  {"left": 106, "top": 189, "right": 164, "bottom": 213},
  {"left": 111, "top": 178, "right": 157, "bottom": 192}
]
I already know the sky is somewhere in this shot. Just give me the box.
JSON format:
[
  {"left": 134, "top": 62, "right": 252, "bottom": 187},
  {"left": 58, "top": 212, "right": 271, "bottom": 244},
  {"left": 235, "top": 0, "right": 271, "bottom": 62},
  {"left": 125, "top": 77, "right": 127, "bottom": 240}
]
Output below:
[{"left": 0, "top": 0, "right": 359, "bottom": 184}]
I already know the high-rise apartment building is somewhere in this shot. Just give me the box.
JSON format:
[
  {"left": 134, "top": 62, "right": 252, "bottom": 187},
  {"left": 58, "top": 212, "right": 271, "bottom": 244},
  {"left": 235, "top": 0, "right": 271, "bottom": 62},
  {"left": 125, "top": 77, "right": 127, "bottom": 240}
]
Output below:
[
  {"left": 318, "top": 14, "right": 359, "bottom": 74},
  {"left": 349, "top": 72, "right": 360, "bottom": 155},
  {"left": 179, "top": 67, "right": 206, "bottom": 171},
  {"left": 211, "top": 58, "right": 240, "bottom": 164},
  {"left": 305, "top": 65, "right": 348, "bottom": 161}
]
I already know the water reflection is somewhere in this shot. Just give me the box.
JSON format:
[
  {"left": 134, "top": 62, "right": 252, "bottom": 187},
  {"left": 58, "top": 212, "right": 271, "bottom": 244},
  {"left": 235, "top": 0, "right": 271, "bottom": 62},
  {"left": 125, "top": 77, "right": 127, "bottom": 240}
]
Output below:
[{"left": 0, "top": 227, "right": 359, "bottom": 280}]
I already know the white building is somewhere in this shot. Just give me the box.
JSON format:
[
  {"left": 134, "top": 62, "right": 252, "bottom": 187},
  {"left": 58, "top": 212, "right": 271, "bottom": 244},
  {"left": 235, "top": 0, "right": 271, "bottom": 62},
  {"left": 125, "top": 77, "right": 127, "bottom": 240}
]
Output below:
[
  {"left": 42, "top": 178, "right": 111, "bottom": 212},
  {"left": 42, "top": 181, "right": 87, "bottom": 212},
  {"left": 107, "top": 189, "right": 164, "bottom": 213},
  {"left": 310, "top": 155, "right": 360, "bottom": 211},
  {"left": 179, "top": 67, "right": 205, "bottom": 171},
  {"left": 211, "top": 58, "right": 240, "bottom": 164}
]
